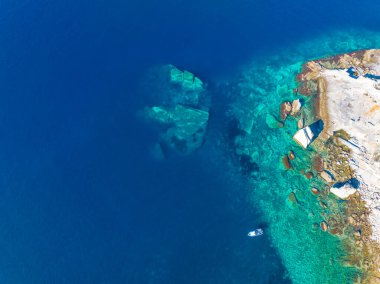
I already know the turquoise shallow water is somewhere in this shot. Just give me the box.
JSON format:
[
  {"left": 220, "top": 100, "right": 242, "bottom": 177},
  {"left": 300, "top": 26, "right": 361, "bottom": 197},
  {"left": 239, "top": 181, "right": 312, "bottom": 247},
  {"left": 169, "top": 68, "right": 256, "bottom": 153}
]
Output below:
[{"left": 226, "top": 29, "right": 380, "bottom": 283}]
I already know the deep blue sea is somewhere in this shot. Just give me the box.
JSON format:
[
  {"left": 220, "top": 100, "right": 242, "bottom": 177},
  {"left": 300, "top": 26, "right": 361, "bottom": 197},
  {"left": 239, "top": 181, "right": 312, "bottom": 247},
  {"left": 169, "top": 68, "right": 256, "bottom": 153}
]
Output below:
[{"left": 0, "top": 0, "right": 379, "bottom": 283}]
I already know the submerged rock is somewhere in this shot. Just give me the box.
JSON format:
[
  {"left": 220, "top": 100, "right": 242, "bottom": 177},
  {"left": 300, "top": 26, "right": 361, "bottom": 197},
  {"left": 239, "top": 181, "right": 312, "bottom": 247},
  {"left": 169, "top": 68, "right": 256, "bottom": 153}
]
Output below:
[
  {"left": 239, "top": 154, "right": 259, "bottom": 176},
  {"left": 265, "top": 114, "right": 284, "bottom": 129},
  {"left": 169, "top": 65, "right": 204, "bottom": 92},
  {"left": 146, "top": 105, "right": 209, "bottom": 154},
  {"left": 142, "top": 64, "right": 210, "bottom": 155},
  {"left": 143, "top": 64, "right": 206, "bottom": 107},
  {"left": 288, "top": 192, "right": 298, "bottom": 204},
  {"left": 311, "top": 187, "right": 320, "bottom": 195},
  {"left": 282, "top": 155, "right": 292, "bottom": 170}
]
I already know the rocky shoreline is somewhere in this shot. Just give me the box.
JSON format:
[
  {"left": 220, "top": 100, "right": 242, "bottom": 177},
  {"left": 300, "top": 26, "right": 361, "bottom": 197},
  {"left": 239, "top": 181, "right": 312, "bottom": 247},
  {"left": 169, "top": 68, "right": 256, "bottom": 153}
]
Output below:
[{"left": 292, "top": 50, "right": 380, "bottom": 283}]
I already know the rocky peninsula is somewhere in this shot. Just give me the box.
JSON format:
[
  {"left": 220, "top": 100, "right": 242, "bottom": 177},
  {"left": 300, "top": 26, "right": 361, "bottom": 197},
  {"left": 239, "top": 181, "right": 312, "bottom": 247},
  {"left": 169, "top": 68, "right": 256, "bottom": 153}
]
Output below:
[{"left": 296, "top": 49, "right": 380, "bottom": 282}]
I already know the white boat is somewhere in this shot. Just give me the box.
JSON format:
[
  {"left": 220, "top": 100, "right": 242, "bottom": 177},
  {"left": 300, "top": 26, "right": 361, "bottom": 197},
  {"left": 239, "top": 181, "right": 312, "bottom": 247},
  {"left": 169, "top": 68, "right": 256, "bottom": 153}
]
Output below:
[{"left": 248, "top": 228, "right": 263, "bottom": 237}]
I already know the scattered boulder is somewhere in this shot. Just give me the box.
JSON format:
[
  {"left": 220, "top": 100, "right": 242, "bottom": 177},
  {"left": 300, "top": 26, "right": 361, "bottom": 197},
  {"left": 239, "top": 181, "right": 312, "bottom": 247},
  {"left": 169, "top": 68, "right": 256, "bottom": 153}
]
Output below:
[
  {"left": 354, "top": 229, "right": 362, "bottom": 238},
  {"left": 304, "top": 171, "right": 314, "bottom": 179},
  {"left": 311, "top": 187, "right": 320, "bottom": 195},
  {"left": 319, "top": 200, "right": 327, "bottom": 208},
  {"left": 297, "top": 117, "right": 304, "bottom": 129},
  {"left": 290, "top": 99, "right": 301, "bottom": 115},
  {"left": 280, "top": 101, "right": 292, "bottom": 120},
  {"left": 288, "top": 150, "right": 296, "bottom": 160},
  {"left": 312, "top": 155, "right": 324, "bottom": 172},
  {"left": 320, "top": 170, "right": 335, "bottom": 183},
  {"left": 282, "top": 155, "right": 292, "bottom": 170},
  {"left": 329, "top": 228, "right": 342, "bottom": 235},
  {"left": 320, "top": 221, "right": 329, "bottom": 232}
]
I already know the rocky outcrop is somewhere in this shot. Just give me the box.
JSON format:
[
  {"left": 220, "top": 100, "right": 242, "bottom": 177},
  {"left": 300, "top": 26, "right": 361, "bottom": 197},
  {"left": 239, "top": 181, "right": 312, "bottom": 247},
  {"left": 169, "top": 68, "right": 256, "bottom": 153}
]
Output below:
[
  {"left": 280, "top": 101, "right": 292, "bottom": 120},
  {"left": 290, "top": 99, "right": 301, "bottom": 115}
]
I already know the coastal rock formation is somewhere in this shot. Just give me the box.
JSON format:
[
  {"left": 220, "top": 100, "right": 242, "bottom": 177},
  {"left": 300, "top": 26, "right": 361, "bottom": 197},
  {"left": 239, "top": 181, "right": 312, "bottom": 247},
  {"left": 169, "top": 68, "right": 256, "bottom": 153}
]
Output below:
[{"left": 305, "top": 50, "right": 380, "bottom": 242}]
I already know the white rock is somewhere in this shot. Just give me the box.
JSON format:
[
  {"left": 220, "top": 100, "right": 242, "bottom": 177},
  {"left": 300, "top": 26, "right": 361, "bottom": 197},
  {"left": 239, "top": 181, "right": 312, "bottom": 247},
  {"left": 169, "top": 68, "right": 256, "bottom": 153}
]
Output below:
[
  {"left": 293, "top": 120, "right": 323, "bottom": 149},
  {"left": 293, "top": 126, "right": 314, "bottom": 149},
  {"left": 330, "top": 184, "right": 357, "bottom": 199}
]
